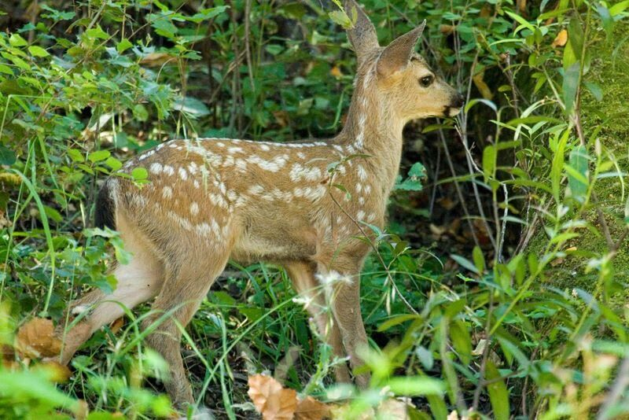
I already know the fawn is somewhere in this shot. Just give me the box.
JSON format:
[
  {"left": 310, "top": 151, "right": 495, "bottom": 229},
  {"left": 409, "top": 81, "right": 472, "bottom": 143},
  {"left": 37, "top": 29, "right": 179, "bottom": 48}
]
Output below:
[{"left": 56, "top": 0, "right": 463, "bottom": 409}]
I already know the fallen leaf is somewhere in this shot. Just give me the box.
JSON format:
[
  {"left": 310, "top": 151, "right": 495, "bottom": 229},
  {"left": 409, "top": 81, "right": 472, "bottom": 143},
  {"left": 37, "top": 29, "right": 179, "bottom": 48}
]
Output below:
[
  {"left": 16, "top": 318, "right": 62, "bottom": 359},
  {"left": 430, "top": 224, "right": 447, "bottom": 237},
  {"left": 140, "top": 52, "right": 177, "bottom": 67},
  {"left": 38, "top": 360, "right": 72, "bottom": 383},
  {"left": 295, "top": 396, "right": 330, "bottom": 420},
  {"left": 439, "top": 25, "right": 455, "bottom": 35},
  {"left": 448, "top": 411, "right": 460, "bottom": 420},
  {"left": 110, "top": 317, "right": 125, "bottom": 334},
  {"left": 377, "top": 399, "right": 409, "bottom": 419},
  {"left": 330, "top": 404, "right": 375, "bottom": 420},
  {"left": 552, "top": 29, "right": 568, "bottom": 48},
  {"left": 248, "top": 374, "right": 298, "bottom": 420},
  {"left": 330, "top": 66, "right": 343, "bottom": 78}
]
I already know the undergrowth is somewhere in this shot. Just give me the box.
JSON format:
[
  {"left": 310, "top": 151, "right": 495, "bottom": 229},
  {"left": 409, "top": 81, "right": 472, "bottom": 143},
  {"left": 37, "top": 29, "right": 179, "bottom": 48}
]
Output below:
[{"left": 0, "top": 0, "right": 628, "bottom": 419}]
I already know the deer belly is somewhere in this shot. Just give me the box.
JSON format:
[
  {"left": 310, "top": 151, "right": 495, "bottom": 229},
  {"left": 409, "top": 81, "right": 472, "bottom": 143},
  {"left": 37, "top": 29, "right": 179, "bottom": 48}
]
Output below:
[{"left": 231, "top": 225, "right": 317, "bottom": 264}]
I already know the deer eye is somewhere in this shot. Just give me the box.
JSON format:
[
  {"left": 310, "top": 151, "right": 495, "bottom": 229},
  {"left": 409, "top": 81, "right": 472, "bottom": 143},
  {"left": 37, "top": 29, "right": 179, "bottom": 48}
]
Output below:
[{"left": 419, "top": 75, "right": 434, "bottom": 88}]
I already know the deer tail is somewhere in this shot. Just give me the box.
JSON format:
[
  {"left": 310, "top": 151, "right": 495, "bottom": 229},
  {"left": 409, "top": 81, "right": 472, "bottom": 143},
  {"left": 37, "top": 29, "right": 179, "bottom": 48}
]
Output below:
[{"left": 95, "top": 179, "right": 117, "bottom": 231}]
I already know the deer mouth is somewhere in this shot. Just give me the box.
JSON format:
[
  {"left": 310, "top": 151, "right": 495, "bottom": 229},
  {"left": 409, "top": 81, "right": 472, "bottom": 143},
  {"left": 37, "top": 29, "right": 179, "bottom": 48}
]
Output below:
[{"left": 443, "top": 106, "right": 462, "bottom": 117}]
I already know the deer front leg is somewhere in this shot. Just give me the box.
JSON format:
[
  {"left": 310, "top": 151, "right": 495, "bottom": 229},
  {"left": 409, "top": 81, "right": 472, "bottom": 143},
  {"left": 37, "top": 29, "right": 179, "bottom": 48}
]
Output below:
[
  {"left": 284, "top": 261, "right": 350, "bottom": 383},
  {"left": 317, "top": 258, "right": 370, "bottom": 388}
]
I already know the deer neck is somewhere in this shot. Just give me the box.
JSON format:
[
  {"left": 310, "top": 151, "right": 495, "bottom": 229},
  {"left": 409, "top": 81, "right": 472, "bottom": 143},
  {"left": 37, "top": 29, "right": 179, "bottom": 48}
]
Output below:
[{"left": 337, "top": 68, "right": 406, "bottom": 198}]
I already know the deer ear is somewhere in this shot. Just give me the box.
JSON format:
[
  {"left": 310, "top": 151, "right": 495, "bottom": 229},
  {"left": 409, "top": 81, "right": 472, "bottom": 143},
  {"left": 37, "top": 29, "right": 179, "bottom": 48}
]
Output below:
[
  {"left": 377, "top": 21, "right": 426, "bottom": 77},
  {"left": 344, "top": 0, "right": 379, "bottom": 64}
]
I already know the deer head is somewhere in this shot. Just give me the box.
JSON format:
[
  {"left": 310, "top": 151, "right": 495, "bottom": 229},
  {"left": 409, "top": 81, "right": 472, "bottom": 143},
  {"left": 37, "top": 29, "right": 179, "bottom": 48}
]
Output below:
[{"left": 344, "top": 0, "right": 464, "bottom": 123}]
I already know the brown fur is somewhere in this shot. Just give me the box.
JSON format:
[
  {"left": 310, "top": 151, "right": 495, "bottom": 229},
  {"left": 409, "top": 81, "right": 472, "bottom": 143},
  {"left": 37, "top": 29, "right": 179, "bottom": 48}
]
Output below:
[{"left": 57, "top": 0, "right": 463, "bottom": 409}]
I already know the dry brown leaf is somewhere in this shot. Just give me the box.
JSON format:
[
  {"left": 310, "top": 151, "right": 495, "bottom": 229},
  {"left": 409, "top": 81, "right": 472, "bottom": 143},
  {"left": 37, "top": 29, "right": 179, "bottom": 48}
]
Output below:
[
  {"left": 472, "top": 72, "right": 494, "bottom": 100},
  {"left": 39, "top": 360, "right": 72, "bottom": 383},
  {"left": 552, "top": 29, "right": 568, "bottom": 48},
  {"left": 16, "top": 318, "right": 62, "bottom": 359},
  {"left": 140, "top": 52, "right": 178, "bottom": 67},
  {"left": 439, "top": 25, "right": 455, "bottom": 35},
  {"left": 295, "top": 396, "right": 330, "bottom": 420},
  {"left": 248, "top": 374, "right": 298, "bottom": 420},
  {"left": 75, "top": 400, "right": 89, "bottom": 420},
  {"left": 110, "top": 317, "right": 125, "bottom": 334},
  {"left": 377, "top": 399, "right": 409, "bottom": 419}
]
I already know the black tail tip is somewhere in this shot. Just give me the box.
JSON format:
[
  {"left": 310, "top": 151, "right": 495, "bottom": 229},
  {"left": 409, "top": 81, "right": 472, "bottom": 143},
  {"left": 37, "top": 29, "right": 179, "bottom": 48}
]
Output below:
[{"left": 95, "top": 181, "right": 116, "bottom": 230}]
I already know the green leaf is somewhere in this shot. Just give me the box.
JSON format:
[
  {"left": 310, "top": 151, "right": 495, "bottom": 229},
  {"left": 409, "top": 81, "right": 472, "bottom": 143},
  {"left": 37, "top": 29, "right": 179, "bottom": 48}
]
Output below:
[
  {"left": 377, "top": 314, "right": 419, "bottom": 332},
  {"left": 485, "top": 360, "right": 510, "bottom": 420},
  {"left": 384, "top": 376, "right": 445, "bottom": 396},
  {"left": 482, "top": 145, "right": 496, "bottom": 179},
  {"left": 189, "top": 6, "right": 229, "bottom": 23},
  {"left": 0, "top": 144, "right": 16, "bottom": 165},
  {"left": 505, "top": 10, "right": 535, "bottom": 34},
  {"left": 0, "top": 64, "right": 13, "bottom": 75},
  {"left": 105, "top": 157, "right": 122, "bottom": 171},
  {"left": 610, "top": 0, "right": 629, "bottom": 16},
  {"left": 9, "top": 33, "right": 28, "bottom": 47},
  {"left": 427, "top": 395, "right": 448, "bottom": 420},
  {"left": 88, "top": 150, "right": 111, "bottom": 163},
  {"left": 472, "top": 246, "right": 485, "bottom": 273},
  {"left": 566, "top": 145, "right": 589, "bottom": 202},
  {"left": 451, "top": 320, "right": 472, "bottom": 364},
  {"left": 117, "top": 38, "right": 133, "bottom": 54},
  {"left": 68, "top": 149, "right": 85, "bottom": 163},
  {"left": 397, "top": 162, "right": 426, "bottom": 191},
  {"left": 28, "top": 46, "right": 49, "bottom": 57},
  {"left": 85, "top": 26, "right": 109, "bottom": 40},
  {"left": 584, "top": 82, "right": 603, "bottom": 101},
  {"left": 133, "top": 104, "right": 149, "bottom": 122},
  {"left": 132, "top": 167, "right": 148, "bottom": 181},
  {"left": 329, "top": 10, "right": 352, "bottom": 28},
  {"left": 551, "top": 130, "right": 570, "bottom": 203},
  {"left": 0, "top": 370, "right": 80, "bottom": 413},
  {"left": 173, "top": 96, "right": 210, "bottom": 117},
  {"left": 451, "top": 254, "right": 479, "bottom": 274},
  {"left": 563, "top": 62, "right": 580, "bottom": 115}
]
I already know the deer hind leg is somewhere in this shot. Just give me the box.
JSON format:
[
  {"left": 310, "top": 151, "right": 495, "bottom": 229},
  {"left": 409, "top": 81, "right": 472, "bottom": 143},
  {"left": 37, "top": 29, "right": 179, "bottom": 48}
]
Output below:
[
  {"left": 142, "top": 249, "right": 231, "bottom": 409},
  {"left": 59, "top": 213, "right": 164, "bottom": 365},
  {"left": 285, "top": 261, "right": 351, "bottom": 383},
  {"left": 317, "top": 257, "right": 370, "bottom": 388}
]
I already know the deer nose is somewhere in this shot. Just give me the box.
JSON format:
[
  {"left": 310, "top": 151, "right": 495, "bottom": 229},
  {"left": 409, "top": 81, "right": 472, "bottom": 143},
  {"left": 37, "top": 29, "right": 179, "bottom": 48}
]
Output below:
[{"left": 451, "top": 92, "right": 465, "bottom": 108}]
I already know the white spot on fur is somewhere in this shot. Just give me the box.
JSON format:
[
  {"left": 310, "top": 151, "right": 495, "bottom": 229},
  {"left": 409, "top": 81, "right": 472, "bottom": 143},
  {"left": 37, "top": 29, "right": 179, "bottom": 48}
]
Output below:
[
  {"left": 163, "top": 165, "right": 174, "bottom": 176},
  {"left": 150, "top": 162, "right": 163, "bottom": 174},
  {"left": 190, "top": 202, "right": 199, "bottom": 216},
  {"left": 248, "top": 185, "right": 264, "bottom": 195},
  {"left": 357, "top": 165, "right": 368, "bottom": 181},
  {"left": 167, "top": 211, "right": 193, "bottom": 231},
  {"left": 289, "top": 164, "right": 322, "bottom": 182},
  {"left": 162, "top": 186, "right": 173, "bottom": 199},
  {"left": 235, "top": 158, "right": 247, "bottom": 171},
  {"left": 260, "top": 144, "right": 270, "bottom": 151},
  {"left": 357, "top": 210, "right": 365, "bottom": 221},
  {"left": 179, "top": 167, "right": 188, "bottom": 180}
]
